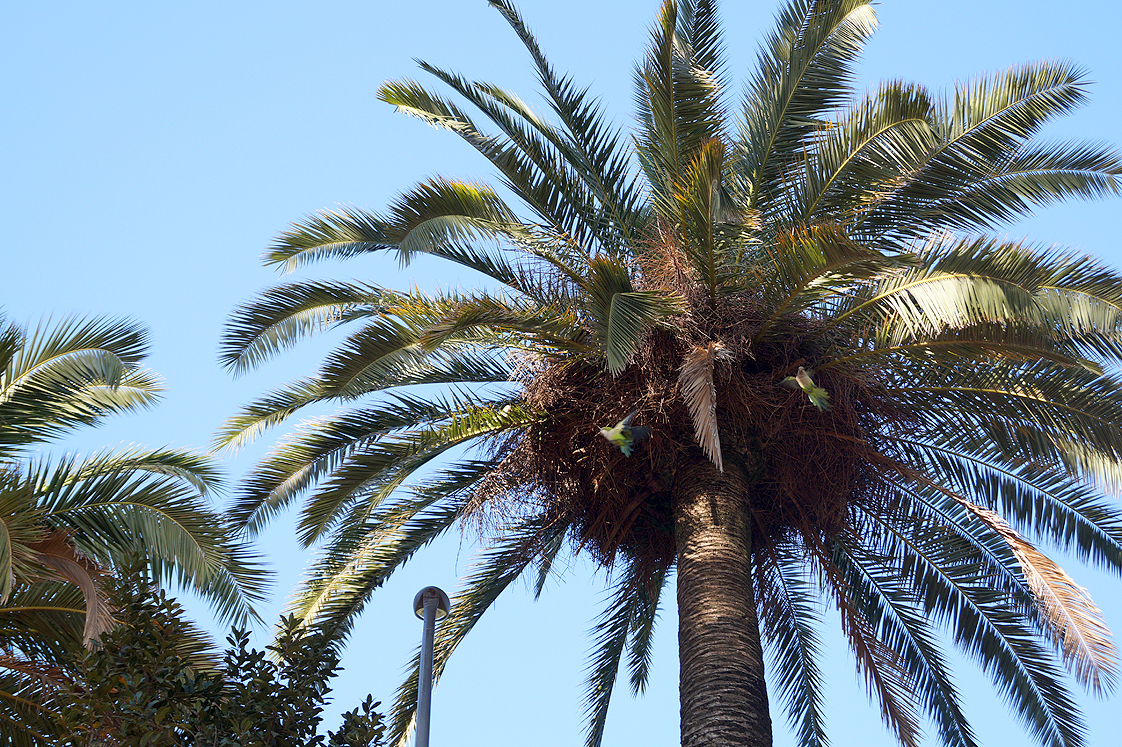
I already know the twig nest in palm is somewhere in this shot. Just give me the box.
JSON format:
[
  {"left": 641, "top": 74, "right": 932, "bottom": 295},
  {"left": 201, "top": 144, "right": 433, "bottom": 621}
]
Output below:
[{"left": 488, "top": 295, "right": 906, "bottom": 580}]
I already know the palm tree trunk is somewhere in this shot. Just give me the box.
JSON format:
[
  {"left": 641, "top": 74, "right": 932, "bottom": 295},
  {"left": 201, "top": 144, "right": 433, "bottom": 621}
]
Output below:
[{"left": 674, "top": 457, "right": 772, "bottom": 747}]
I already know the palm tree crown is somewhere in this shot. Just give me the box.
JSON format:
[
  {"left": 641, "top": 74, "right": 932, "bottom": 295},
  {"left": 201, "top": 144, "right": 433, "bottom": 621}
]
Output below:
[
  {"left": 0, "top": 314, "right": 266, "bottom": 747},
  {"left": 220, "top": 2, "right": 1122, "bottom": 746}
]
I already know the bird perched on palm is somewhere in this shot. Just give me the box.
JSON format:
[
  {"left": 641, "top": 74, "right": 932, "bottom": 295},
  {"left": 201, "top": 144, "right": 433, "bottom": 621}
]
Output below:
[
  {"left": 598, "top": 410, "right": 651, "bottom": 456},
  {"left": 781, "top": 366, "right": 831, "bottom": 411}
]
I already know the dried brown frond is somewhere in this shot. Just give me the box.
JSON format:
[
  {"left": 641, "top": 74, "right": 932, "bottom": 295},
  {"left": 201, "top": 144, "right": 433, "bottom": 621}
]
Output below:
[
  {"left": 0, "top": 652, "right": 69, "bottom": 683},
  {"left": 867, "top": 451, "right": 1121, "bottom": 694},
  {"left": 638, "top": 218, "right": 697, "bottom": 298},
  {"left": 810, "top": 534, "right": 922, "bottom": 747},
  {"left": 958, "top": 500, "right": 1119, "bottom": 694},
  {"left": 29, "top": 531, "right": 112, "bottom": 646},
  {"left": 851, "top": 619, "right": 923, "bottom": 747},
  {"left": 679, "top": 341, "right": 733, "bottom": 472}
]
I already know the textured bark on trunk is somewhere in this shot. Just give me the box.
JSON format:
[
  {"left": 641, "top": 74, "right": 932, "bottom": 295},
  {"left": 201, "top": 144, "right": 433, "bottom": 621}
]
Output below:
[{"left": 674, "top": 457, "right": 772, "bottom": 747}]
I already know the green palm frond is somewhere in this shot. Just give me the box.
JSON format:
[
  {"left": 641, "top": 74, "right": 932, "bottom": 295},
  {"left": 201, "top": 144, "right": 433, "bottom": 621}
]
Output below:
[
  {"left": 920, "top": 141, "right": 1122, "bottom": 229},
  {"left": 48, "top": 446, "right": 223, "bottom": 498},
  {"left": 836, "top": 271, "right": 1043, "bottom": 344},
  {"left": 0, "top": 470, "right": 47, "bottom": 600},
  {"left": 488, "top": 0, "right": 648, "bottom": 251},
  {"left": 752, "top": 223, "right": 903, "bottom": 339},
  {"left": 820, "top": 238, "right": 1122, "bottom": 377},
  {"left": 826, "top": 322, "right": 1098, "bottom": 375},
  {"left": 22, "top": 452, "right": 265, "bottom": 626},
  {"left": 318, "top": 315, "right": 444, "bottom": 399},
  {"left": 585, "top": 256, "right": 685, "bottom": 374},
  {"left": 266, "top": 185, "right": 575, "bottom": 298},
  {"left": 0, "top": 662, "right": 66, "bottom": 747},
  {"left": 0, "top": 316, "right": 264, "bottom": 620},
  {"left": 416, "top": 293, "right": 589, "bottom": 354},
  {"left": 671, "top": 138, "right": 740, "bottom": 297},
  {"left": 8, "top": 316, "right": 146, "bottom": 374},
  {"left": 920, "top": 413, "right": 1122, "bottom": 497},
  {"left": 214, "top": 377, "right": 330, "bottom": 453},
  {"left": 674, "top": 0, "right": 726, "bottom": 82},
  {"left": 384, "top": 178, "right": 522, "bottom": 263},
  {"left": 219, "top": 280, "right": 393, "bottom": 374},
  {"left": 831, "top": 529, "right": 979, "bottom": 747},
  {"left": 385, "top": 517, "right": 564, "bottom": 747},
  {"left": 756, "top": 549, "right": 829, "bottom": 747},
  {"left": 410, "top": 63, "right": 616, "bottom": 254},
  {"left": 794, "top": 80, "right": 936, "bottom": 224},
  {"left": 887, "top": 437, "right": 1122, "bottom": 571},
  {"left": 377, "top": 77, "right": 610, "bottom": 259},
  {"left": 294, "top": 399, "right": 531, "bottom": 548},
  {"left": 626, "top": 568, "right": 667, "bottom": 696},
  {"left": 229, "top": 396, "right": 443, "bottom": 534},
  {"left": 0, "top": 582, "right": 86, "bottom": 662},
  {"left": 294, "top": 497, "right": 469, "bottom": 637},
  {"left": 231, "top": 392, "right": 528, "bottom": 540},
  {"left": 1051, "top": 439, "right": 1122, "bottom": 495},
  {"left": 893, "top": 361, "right": 1122, "bottom": 465},
  {"left": 218, "top": 344, "right": 514, "bottom": 458},
  {"left": 862, "top": 61, "right": 1121, "bottom": 237},
  {"left": 941, "top": 61, "right": 1092, "bottom": 150},
  {"left": 814, "top": 538, "right": 924, "bottom": 747},
  {"left": 0, "top": 319, "right": 24, "bottom": 374},
  {"left": 633, "top": 0, "right": 728, "bottom": 208},
  {"left": 737, "top": 0, "right": 878, "bottom": 213},
  {"left": 290, "top": 294, "right": 516, "bottom": 400},
  {"left": 859, "top": 499, "right": 1085, "bottom": 747},
  {"left": 582, "top": 559, "right": 666, "bottom": 747},
  {"left": 290, "top": 463, "right": 493, "bottom": 634},
  {"left": 0, "top": 317, "right": 161, "bottom": 454},
  {"left": 0, "top": 365, "right": 162, "bottom": 454},
  {"left": 1035, "top": 292, "right": 1122, "bottom": 363}
]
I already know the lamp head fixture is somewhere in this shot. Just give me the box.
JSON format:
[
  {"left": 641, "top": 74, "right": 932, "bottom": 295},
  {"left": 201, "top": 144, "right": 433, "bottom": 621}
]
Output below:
[{"left": 413, "top": 586, "right": 451, "bottom": 620}]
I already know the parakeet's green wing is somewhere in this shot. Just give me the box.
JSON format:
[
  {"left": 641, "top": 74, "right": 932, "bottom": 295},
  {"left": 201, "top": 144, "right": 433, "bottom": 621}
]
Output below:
[{"left": 807, "top": 387, "right": 831, "bottom": 411}]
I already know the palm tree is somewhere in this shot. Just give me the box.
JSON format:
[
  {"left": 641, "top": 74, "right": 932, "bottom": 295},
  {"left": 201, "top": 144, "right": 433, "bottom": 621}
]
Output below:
[
  {"left": 0, "top": 314, "right": 267, "bottom": 746},
  {"left": 219, "top": 1, "right": 1122, "bottom": 746}
]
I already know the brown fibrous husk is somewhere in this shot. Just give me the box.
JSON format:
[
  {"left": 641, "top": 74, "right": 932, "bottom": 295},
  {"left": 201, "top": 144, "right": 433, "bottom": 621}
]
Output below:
[{"left": 473, "top": 289, "right": 914, "bottom": 584}]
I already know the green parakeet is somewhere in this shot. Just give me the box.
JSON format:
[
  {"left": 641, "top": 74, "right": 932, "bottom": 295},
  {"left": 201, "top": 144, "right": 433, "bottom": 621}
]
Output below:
[
  {"left": 781, "top": 366, "right": 831, "bottom": 411},
  {"left": 598, "top": 410, "right": 651, "bottom": 456}
]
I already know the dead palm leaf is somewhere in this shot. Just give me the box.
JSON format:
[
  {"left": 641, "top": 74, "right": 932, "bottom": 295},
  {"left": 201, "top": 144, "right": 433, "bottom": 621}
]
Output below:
[
  {"left": 955, "top": 499, "right": 1118, "bottom": 694},
  {"left": 679, "top": 341, "right": 732, "bottom": 471},
  {"left": 27, "top": 531, "right": 111, "bottom": 646}
]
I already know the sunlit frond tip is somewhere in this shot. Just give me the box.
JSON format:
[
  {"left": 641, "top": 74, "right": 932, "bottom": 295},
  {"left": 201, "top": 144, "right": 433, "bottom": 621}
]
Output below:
[{"left": 963, "top": 499, "right": 1119, "bottom": 695}]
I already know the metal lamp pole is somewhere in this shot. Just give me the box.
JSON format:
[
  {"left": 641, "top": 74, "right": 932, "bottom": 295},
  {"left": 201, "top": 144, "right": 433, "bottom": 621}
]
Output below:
[{"left": 413, "top": 586, "right": 450, "bottom": 747}]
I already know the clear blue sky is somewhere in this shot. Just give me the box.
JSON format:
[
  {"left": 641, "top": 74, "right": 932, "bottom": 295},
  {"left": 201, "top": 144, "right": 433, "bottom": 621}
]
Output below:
[{"left": 3, "top": 2, "right": 1121, "bottom": 745}]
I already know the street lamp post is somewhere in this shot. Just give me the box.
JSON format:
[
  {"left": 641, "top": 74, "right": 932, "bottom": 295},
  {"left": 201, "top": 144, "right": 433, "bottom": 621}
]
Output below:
[{"left": 413, "top": 586, "right": 450, "bottom": 747}]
